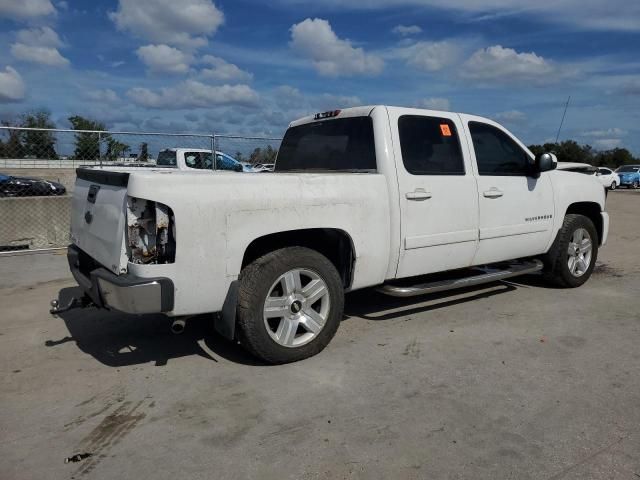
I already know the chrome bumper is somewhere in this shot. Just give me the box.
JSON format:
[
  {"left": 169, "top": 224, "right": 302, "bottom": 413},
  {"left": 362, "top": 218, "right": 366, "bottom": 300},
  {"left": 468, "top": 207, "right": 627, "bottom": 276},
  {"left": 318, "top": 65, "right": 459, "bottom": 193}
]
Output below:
[{"left": 67, "top": 245, "right": 174, "bottom": 314}]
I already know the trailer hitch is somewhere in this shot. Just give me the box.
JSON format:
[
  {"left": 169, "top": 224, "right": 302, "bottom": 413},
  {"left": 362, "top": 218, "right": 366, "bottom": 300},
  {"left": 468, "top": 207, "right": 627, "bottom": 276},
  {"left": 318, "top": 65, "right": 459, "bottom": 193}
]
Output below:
[{"left": 50, "top": 295, "right": 94, "bottom": 316}]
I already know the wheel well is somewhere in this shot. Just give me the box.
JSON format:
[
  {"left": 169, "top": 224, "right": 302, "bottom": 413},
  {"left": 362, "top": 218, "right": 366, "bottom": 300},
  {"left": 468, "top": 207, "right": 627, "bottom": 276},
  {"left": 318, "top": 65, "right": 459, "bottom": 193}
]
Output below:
[
  {"left": 241, "top": 229, "right": 356, "bottom": 288},
  {"left": 566, "top": 202, "right": 603, "bottom": 244}
]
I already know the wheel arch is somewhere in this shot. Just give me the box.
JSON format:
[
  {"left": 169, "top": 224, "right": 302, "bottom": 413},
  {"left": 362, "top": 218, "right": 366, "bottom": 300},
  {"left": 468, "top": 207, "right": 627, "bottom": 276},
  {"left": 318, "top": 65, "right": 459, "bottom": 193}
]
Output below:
[
  {"left": 565, "top": 202, "right": 603, "bottom": 245},
  {"left": 241, "top": 228, "right": 357, "bottom": 289}
]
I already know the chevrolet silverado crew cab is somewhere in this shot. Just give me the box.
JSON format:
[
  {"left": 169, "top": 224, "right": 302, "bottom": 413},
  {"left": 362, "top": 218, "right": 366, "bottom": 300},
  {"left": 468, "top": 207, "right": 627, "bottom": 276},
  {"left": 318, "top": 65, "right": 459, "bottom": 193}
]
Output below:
[{"left": 56, "top": 106, "right": 609, "bottom": 364}]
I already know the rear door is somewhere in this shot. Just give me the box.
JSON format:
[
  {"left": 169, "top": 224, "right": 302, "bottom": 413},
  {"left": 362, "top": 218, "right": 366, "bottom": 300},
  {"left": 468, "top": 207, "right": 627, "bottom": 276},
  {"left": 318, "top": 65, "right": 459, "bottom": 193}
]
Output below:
[
  {"left": 461, "top": 116, "right": 554, "bottom": 265},
  {"left": 389, "top": 109, "right": 479, "bottom": 278}
]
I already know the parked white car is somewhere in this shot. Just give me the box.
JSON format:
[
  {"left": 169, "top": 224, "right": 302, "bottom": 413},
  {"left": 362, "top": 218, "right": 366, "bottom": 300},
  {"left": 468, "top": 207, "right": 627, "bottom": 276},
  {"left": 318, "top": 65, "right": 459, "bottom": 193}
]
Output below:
[
  {"left": 59, "top": 106, "right": 609, "bottom": 363},
  {"left": 596, "top": 167, "right": 620, "bottom": 190},
  {"left": 556, "top": 162, "right": 619, "bottom": 190}
]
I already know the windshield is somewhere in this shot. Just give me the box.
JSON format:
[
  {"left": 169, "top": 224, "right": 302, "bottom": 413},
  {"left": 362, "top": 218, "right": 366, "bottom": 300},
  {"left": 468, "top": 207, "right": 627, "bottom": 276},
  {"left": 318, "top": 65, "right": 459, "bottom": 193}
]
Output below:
[
  {"left": 276, "top": 117, "right": 376, "bottom": 172},
  {"left": 616, "top": 166, "right": 639, "bottom": 172},
  {"left": 157, "top": 150, "right": 177, "bottom": 167}
]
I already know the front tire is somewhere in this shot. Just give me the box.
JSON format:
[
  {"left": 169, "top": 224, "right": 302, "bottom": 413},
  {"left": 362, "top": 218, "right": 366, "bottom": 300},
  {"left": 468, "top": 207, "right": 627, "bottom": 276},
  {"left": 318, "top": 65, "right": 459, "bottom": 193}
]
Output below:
[
  {"left": 542, "top": 214, "right": 598, "bottom": 288},
  {"left": 236, "top": 247, "right": 344, "bottom": 364},
  {"left": 609, "top": 181, "right": 617, "bottom": 190}
]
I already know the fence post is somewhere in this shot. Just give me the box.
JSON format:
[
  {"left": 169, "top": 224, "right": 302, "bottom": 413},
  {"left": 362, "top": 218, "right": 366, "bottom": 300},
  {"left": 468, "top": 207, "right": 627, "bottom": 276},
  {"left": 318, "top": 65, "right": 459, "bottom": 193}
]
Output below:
[
  {"left": 211, "top": 133, "right": 217, "bottom": 171},
  {"left": 98, "top": 131, "right": 103, "bottom": 168}
]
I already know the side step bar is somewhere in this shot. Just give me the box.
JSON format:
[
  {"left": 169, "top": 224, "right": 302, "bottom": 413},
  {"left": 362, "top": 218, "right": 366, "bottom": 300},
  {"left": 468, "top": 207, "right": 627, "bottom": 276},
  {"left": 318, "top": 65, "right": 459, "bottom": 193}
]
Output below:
[{"left": 377, "top": 259, "right": 544, "bottom": 298}]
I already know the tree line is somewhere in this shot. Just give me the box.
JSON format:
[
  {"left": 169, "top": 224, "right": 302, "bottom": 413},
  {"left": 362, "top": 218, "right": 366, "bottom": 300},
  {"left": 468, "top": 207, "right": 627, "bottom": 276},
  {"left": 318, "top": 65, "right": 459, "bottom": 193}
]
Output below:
[
  {"left": 0, "top": 110, "right": 148, "bottom": 161},
  {"left": 527, "top": 140, "right": 637, "bottom": 169},
  {"left": 1, "top": 109, "right": 638, "bottom": 167}
]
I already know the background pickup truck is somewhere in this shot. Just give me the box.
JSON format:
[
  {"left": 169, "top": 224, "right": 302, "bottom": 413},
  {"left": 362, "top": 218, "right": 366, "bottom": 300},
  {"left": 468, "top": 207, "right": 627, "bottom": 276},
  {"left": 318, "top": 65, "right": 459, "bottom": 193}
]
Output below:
[
  {"left": 61, "top": 105, "right": 609, "bottom": 363},
  {"left": 156, "top": 148, "right": 252, "bottom": 172}
]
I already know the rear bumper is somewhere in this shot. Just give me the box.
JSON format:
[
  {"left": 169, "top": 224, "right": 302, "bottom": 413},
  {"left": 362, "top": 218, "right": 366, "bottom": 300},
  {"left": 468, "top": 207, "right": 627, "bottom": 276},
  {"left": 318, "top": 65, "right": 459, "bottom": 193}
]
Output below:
[{"left": 67, "top": 245, "right": 174, "bottom": 314}]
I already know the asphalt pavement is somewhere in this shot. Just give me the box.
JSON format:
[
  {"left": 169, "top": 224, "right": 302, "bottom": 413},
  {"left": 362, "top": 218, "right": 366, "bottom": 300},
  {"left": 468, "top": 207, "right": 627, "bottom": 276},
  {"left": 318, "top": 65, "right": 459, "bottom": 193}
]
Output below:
[{"left": 1, "top": 190, "right": 639, "bottom": 480}]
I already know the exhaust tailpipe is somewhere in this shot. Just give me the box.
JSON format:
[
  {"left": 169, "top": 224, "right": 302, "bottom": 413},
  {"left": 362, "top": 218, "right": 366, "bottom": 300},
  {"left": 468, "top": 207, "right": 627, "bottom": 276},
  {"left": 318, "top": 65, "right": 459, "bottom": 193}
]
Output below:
[{"left": 170, "top": 318, "right": 186, "bottom": 334}]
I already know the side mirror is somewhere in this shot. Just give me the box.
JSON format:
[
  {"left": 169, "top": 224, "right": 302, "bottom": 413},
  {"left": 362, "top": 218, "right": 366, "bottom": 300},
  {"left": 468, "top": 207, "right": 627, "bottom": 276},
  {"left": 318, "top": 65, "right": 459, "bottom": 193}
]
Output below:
[{"left": 535, "top": 152, "right": 557, "bottom": 173}]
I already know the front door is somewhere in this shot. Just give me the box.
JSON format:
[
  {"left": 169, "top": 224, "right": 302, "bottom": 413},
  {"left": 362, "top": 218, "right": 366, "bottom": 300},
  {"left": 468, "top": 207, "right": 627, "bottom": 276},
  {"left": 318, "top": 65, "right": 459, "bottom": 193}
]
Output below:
[
  {"left": 390, "top": 110, "right": 479, "bottom": 278},
  {"left": 461, "top": 116, "right": 555, "bottom": 265}
]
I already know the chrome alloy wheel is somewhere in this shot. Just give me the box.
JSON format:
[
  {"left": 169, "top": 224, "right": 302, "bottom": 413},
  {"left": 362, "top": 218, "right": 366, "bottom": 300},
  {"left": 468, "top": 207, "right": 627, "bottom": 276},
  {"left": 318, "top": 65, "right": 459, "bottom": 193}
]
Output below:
[
  {"left": 263, "top": 268, "right": 331, "bottom": 348},
  {"left": 567, "top": 228, "right": 593, "bottom": 277}
]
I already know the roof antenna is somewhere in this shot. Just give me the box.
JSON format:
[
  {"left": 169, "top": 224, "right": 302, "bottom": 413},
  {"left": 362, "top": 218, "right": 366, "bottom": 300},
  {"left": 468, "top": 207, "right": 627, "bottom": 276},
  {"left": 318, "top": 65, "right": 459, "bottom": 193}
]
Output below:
[{"left": 555, "top": 95, "right": 570, "bottom": 144}]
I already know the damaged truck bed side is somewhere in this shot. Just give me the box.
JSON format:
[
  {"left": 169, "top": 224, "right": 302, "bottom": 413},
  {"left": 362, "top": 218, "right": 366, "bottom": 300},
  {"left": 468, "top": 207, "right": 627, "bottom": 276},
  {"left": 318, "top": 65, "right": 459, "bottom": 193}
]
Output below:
[{"left": 58, "top": 106, "right": 609, "bottom": 364}]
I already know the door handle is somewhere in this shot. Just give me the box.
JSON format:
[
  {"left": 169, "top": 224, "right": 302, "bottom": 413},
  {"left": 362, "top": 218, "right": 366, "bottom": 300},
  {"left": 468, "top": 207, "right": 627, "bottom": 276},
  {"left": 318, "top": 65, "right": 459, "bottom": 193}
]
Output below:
[
  {"left": 483, "top": 188, "right": 504, "bottom": 198},
  {"left": 406, "top": 189, "right": 432, "bottom": 201}
]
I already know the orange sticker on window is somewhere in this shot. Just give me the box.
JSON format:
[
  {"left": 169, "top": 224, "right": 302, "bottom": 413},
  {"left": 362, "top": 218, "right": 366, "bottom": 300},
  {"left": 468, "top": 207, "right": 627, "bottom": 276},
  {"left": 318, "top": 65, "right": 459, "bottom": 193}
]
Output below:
[{"left": 440, "top": 124, "right": 452, "bottom": 136}]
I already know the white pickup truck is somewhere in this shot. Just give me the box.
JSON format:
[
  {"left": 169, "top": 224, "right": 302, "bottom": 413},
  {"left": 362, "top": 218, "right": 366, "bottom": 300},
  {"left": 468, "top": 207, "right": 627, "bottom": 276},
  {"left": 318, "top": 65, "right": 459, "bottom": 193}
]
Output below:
[{"left": 56, "top": 106, "right": 609, "bottom": 363}]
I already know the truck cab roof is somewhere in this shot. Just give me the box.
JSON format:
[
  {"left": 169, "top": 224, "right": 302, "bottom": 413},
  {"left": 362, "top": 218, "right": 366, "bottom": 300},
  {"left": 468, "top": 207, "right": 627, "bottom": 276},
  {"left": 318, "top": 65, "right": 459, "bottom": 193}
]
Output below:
[{"left": 289, "top": 105, "right": 496, "bottom": 128}]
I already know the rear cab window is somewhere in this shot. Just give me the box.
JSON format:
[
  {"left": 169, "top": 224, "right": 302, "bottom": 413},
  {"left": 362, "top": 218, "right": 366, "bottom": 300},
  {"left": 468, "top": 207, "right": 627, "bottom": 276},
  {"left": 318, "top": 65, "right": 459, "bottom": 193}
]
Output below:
[
  {"left": 156, "top": 150, "right": 177, "bottom": 167},
  {"left": 275, "top": 117, "right": 376, "bottom": 172}
]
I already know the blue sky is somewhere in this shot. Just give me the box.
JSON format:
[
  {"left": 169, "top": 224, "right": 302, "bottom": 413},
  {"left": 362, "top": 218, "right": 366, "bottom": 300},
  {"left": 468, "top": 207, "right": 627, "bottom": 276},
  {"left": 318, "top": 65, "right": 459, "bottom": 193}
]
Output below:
[{"left": 0, "top": 0, "right": 639, "bottom": 152}]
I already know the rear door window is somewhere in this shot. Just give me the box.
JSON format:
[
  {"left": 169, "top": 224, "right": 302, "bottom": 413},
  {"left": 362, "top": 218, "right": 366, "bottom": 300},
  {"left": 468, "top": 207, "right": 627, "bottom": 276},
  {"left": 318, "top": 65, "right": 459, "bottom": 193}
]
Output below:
[
  {"left": 156, "top": 150, "right": 177, "bottom": 166},
  {"left": 398, "top": 115, "right": 465, "bottom": 175},
  {"left": 276, "top": 117, "right": 376, "bottom": 172}
]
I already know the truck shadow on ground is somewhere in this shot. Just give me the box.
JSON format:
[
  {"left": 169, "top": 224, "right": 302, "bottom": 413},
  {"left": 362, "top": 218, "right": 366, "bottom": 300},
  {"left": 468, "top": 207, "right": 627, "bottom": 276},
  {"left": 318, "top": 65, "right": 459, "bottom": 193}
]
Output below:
[
  {"left": 344, "top": 281, "right": 519, "bottom": 321},
  {"left": 46, "top": 287, "right": 264, "bottom": 367},
  {"left": 48, "top": 277, "right": 542, "bottom": 367}
]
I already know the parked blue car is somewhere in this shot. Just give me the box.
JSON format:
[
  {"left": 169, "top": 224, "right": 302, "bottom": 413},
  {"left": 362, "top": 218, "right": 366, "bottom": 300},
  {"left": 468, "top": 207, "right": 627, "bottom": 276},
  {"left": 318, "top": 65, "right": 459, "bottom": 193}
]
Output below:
[{"left": 615, "top": 165, "right": 640, "bottom": 189}]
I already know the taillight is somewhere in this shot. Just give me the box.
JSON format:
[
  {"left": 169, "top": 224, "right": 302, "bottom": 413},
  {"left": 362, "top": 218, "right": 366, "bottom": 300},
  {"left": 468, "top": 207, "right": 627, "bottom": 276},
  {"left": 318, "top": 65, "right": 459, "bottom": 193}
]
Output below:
[{"left": 126, "top": 196, "right": 175, "bottom": 264}]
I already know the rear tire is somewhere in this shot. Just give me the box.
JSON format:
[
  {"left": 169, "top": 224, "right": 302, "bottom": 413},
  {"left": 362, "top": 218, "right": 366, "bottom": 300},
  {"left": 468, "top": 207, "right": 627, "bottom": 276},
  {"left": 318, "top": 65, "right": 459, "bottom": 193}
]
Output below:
[
  {"left": 236, "top": 247, "right": 344, "bottom": 364},
  {"left": 542, "top": 214, "right": 598, "bottom": 288}
]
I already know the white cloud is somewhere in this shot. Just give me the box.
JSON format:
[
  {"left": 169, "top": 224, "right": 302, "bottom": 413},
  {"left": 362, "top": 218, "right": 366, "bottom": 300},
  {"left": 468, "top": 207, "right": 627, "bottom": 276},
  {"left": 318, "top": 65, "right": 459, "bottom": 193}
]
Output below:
[
  {"left": 11, "top": 26, "right": 69, "bottom": 67},
  {"left": 273, "top": 85, "right": 305, "bottom": 110},
  {"left": 127, "top": 81, "right": 259, "bottom": 109},
  {"left": 109, "top": 0, "right": 224, "bottom": 48},
  {"left": 416, "top": 97, "right": 451, "bottom": 111},
  {"left": 622, "top": 78, "right": 640, "bottom": 95},
  {"left": 136, "top": 44, "right": 193, "bottom": 74},
  {"left": 199, "top": 55, "right": 253, "bottom": 82},
  {"left": 85, "top": 89, "right": 120, "bottom": 104},
  {"left": 290, "top": 18, "right": 384, "bottom": 76},
  {"left": 10, "top": 43, "right": 69, "bottom": 67},
  {"left": 396, "top": 41, "right": 460, "bottom": 72},
  {"left": 582, "top": 128, "right": 627, "bottom": 138},
  {"left": 0, "top": 66, "right": 26, "bottom": 103},
  {"left": 276, "top": 0, "right": 640, "bottom": 32},
  {"left": 593, "top": 138, "right": 622, "bottom": 149},
  {"left": 0, "top": 0, "right": 55, "bottom": 20},
  {"left": 16, "top": 27, "right": 64, "bottom": 48},
  {"left": 313, "top": 93, "right": 362, "bottom": 110},
  {"left": 392, "top": 25, "right": 422, "bottom": 36},
  {"left": 461, "top": 45, "right": 558, "bottom": 84},
  {"left": 495, "top": 110, "right": 527, "bottom": 123}
]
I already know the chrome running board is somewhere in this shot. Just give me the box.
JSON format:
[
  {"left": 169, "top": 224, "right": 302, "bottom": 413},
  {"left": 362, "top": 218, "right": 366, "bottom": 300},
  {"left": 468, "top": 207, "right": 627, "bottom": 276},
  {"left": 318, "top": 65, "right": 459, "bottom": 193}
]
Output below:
[{"left": 377, "top": 259, "right": 543, "bottom": 298}]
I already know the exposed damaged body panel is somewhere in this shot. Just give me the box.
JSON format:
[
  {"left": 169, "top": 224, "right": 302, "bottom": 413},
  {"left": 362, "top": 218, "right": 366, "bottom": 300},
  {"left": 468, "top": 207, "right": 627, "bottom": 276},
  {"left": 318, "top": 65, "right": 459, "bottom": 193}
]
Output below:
[{"left": 126, "top": 197, "right": 175, "bottom": 265}]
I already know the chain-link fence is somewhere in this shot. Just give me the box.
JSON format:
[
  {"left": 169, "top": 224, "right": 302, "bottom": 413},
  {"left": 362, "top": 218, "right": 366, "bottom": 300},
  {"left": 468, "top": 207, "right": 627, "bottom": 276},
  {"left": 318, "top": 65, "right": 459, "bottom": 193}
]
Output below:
[{"left": 0, "top": 126, "right": 281, "bottom": 253}]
